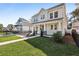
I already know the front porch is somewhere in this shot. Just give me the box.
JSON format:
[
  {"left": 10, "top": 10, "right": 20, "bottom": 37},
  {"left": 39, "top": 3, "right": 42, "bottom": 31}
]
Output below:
[{"left": 33, "top": 20, "right": 65, "bottom": 35}]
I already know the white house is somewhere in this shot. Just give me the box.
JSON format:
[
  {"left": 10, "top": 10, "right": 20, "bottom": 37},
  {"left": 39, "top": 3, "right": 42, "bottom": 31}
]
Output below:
[
  {"left": 31, "top": 3, "right": 67, "bottom": 35},
  {"left": 14, "top": 18, "right": 32, "bottom": 32}
]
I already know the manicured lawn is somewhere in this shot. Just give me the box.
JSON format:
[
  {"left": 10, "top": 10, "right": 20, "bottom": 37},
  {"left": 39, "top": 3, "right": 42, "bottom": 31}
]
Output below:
[
  {"left": 0, "top": 32, "right": 5, "bottom": 34},
  {"left": 26, "top": 37, "right": 79, "bottom": 56},
  {"left": 0, "top": 37, "right": 79, "bottom": 56},
  {"left": 0, "top": 35, "right": 21, "bottom": 42},
  {"left": 0, "top": 40, "right": 46, "bottom": 56}
]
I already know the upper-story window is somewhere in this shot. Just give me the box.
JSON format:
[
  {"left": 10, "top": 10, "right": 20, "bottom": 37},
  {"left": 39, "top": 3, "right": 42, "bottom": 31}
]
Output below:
[
  {"left": 43, "top": 15, "right": 45, "bottom": 19},
  {"left": 33, "top": 18, "right": 38, "bottom": 23},
  {"left": 34, "top": 19, "right": 36, "bottom": 22},
  {"left": 41, "top": 16, "right": 42, "bottom": 19},
  {"left": 36, "top": 19, "right": 38, "bottom": 22},
  {"left": 54, "top": 11, "right": 58, "bottom": 18},
  {"left": 41, "top": 15, "right": 45, "bottom": 19},
  {"left": 50, "top": 13, "right": 53, "bottom": 19}
]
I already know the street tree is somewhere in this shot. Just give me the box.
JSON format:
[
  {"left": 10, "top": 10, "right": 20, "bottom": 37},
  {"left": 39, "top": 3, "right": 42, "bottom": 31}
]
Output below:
[
  {"left": 0, "top": 24, "right": 3, "bottom": 32},
  {"left": 7, "top": 24, "right": 14, "bottom": 31}
]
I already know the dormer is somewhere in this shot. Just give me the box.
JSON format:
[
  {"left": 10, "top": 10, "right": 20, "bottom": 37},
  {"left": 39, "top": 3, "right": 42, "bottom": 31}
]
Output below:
[
  {"left": 31, "top": 8, "right": 47, "bottom": 23},
  {"left": 38, "top": 8, "right": 47, "bottom": 21}
]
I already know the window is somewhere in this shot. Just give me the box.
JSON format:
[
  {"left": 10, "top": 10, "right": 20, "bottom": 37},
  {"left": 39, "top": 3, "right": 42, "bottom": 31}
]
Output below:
[
  {"left": 54, "top": 24, "right": 57, "bottom": 30},
  {"left": 33, "top": 19, "right": 35, "bottom": 22},
  {"left": 34, "top": 18, "right": 38, "bottom": 22},
  {"left": 41, "top": 16, "right": 42, "bottom": 19},
  {"left": 35, "top": 18, "right": 38, "bottom": 22},
  {"left": 41, "top": 15, "right": 45, "bottom": 19},
  {"left": 54, "top": 11, "right": 58, "bottom": 18},
  {"left": 51, "top": 25, "right": 53, "bottom": 30},
  {"left": 50, "top": 13, "right": 53, "bottom": 19}
]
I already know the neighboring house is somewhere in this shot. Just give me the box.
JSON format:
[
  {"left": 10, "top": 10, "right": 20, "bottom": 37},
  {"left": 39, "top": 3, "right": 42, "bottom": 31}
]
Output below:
[
  {"left": 31, "top": 3, "right": 67, "bottom": 35},
  {"left": 14, "top": 17, "right": 32, "bottom": 32},
  {"left": 72, "top": 3, "right": 79, "bottom": 33},
  {"left": 75, "top": 3, "right": 79, "bottom": 8},
  {"left": 72, "top": 20, "right": 79, "bottom": 33},
  {"left": 2, "top": 27, "right": 8, "bottom": 31},
  {"left": 11, "top": 25, "right": 17, "bottom": 31}
]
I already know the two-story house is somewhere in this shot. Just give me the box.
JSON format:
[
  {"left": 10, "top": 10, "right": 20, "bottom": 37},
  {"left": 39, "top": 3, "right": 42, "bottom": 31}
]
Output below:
[
  {"left": 15, "top": 17, "right": 32, "bottom": 32},
  {"left": 31, "top": 3, "right": 67, "bottom": 35}
]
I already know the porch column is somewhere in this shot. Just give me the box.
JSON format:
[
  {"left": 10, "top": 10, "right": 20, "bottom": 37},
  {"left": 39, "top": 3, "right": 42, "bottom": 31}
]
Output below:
[
  {"left": 29, "top": 26, "right": 30, "bottom": 31},
  {"left": 44, "top": 23, "right": 47, "bottom": 35},
  {"left": 44, "top": 23, "right": 46, "bottom": 31},
  {"left": 52, "top": 23, "right": 55, "bottom": 33},
  {"left": 53, "top": 23, "right": 55, "bottom": 30},
  {"left": 38, "top": 24, "right": 40, "bottom": 34},
  {"left": 33, "top": 25, "right": 36, "bottom": 31}
]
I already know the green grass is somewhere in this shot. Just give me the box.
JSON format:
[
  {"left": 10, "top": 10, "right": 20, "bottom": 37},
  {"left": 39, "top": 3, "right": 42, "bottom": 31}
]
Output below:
[
  {"left": 0, "top": 35, "right": 21, "bottom": 42},
  {"left": 0, "top": 37, "right": 79, "bottom": 56},
  {"left": 0, "top": 40, "right": 46, "bottom": 56},
  {"left": 0, "top": 32, "right": 5, "bottom": 34},
  {"left": 26, "top": 37, "right": 79, "bottom": 56}
]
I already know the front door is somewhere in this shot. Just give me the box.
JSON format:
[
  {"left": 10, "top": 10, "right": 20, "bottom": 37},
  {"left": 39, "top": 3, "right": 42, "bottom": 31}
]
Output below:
[
  {"left": 36, "top": 27, "right": 38, "bottom": 34},
  {"left": 40, "top": 25, "right": 44, "bottom": 31}
]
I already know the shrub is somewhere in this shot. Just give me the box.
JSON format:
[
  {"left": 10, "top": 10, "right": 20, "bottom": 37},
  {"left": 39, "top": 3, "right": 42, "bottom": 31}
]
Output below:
[
  {"left": 52, "top": 31, "right": 63, "bottom": 43},
  {"left": 72, "top": 29, "right": 79, "bottom": 47}
]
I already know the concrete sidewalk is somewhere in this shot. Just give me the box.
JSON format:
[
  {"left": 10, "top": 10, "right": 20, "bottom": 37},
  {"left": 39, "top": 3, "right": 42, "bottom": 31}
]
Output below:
[{"left": 0, "top": 35, "right": 39, "bottom": 46}]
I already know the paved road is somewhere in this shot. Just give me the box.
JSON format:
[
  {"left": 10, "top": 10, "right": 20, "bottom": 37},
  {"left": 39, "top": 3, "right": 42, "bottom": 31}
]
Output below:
[{"left": 0, "top": 35, "right": 39, "bottom": 46}]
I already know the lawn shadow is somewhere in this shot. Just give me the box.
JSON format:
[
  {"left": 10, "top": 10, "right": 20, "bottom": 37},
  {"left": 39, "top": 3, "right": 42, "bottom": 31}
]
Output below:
[{"left": 24, "top": 37, "right": 63, "bottom": 56}]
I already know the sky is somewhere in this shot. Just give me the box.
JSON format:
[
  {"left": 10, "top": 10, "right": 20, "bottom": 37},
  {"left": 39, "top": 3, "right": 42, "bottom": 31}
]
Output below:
[{"left": 0, "top": 3, "right": 76, "bottom": 27}]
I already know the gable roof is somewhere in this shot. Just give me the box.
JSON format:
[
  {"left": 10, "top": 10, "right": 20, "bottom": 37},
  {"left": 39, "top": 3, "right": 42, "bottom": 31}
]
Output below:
[
  {"left": 15, "top": 17, "right": 32, "bottom": 26},
  {"left": 38, "top": 8, "right": 46, "bottom": 13},
  {"left": 16, "top": 17, "right": 28, "bottom": 24},
  {"left": 48, "top": 3, "right": 65, "bottom": 10},
  {"left": 32, "top": 3, "right": 65, "bottom": 18},
  {"left": 17, "top": 17, "right": 27, "bottom": 22},
  {"left": 32, "top": 8, "right": 46, "bottom": 17}
]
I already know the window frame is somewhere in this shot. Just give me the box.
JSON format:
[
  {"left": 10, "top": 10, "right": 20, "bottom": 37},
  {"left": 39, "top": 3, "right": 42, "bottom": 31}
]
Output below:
[
  {"left": 54, "top": 11, "right": 58, "bottom": 18},
  {"left": 54, "top": 24, "right": 57, "bottom": 30},
  {"left": 43, "top": 15, "right": 45, "bottom": 19},
  {"left": 50, "top": 13, "right": 53, "bottom": 19}
]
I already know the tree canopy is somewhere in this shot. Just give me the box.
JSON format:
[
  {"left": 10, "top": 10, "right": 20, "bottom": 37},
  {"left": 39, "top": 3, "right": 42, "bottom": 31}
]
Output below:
[
  {"left": 71, "top": 8, "right": 79, "bottom": 20},
  {"left": 0, "top": 24, "right": 3, "bottom": 31},
  {"left": 7, "top": 24, "right": 14, "bottom": 31}
]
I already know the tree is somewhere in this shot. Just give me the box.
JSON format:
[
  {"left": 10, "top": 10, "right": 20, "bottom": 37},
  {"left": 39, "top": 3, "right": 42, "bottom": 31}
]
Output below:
[
  {"left": 71, "top": 8, "right": 79, "bottom": 21},
  {"left": 68, "top": 8, "right": 79, "bottom": 29},
  {"left": 7, "top": 24, "right": 14, "bottom": 31},
  {"left": 0, "top": 24, "right": 3, "bottom": 32}
]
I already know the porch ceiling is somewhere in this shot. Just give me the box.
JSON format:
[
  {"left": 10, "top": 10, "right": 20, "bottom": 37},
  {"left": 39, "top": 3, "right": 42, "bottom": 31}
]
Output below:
[{"left": 33, "top": 18, "right": 63, "bottom": 25}]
